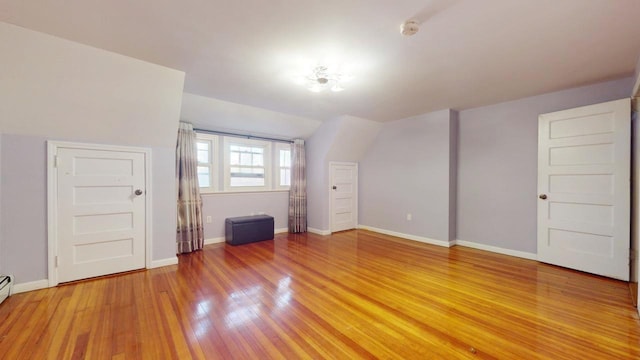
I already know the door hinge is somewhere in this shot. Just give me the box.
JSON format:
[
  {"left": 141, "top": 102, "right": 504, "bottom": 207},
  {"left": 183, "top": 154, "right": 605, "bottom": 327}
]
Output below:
[
  {"left": 55, "top": 256, "right": 58, "bottom": 267},
  {"left": 54, "top": 155, "right": 58, "bottom": 168}
]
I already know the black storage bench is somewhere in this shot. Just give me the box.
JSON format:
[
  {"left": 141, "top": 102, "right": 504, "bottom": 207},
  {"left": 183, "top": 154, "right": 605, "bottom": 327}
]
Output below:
[{"left": 225, "top": 215, "right": 274, "bottom": 245}]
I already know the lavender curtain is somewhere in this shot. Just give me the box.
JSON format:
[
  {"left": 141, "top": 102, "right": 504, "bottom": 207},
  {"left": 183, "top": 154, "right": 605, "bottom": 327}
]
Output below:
[
  {"left": 289, "top": 139, "right": 307, "bottom": 233},
  {"left": 176, "top": 122, "right": 204, "bottom": 253}
]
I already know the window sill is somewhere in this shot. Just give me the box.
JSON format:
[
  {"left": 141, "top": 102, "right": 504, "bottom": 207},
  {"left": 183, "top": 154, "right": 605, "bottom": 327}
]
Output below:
[{"left": 200, "top": 189, "right": 290, "bottom": 195}]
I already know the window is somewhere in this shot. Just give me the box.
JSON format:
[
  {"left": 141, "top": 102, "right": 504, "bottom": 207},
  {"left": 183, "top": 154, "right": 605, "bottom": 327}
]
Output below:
[
  {"left": 276, "top": 143, "right": 292, "bottom": 189},
  {"left": 229, "top": 144, "right": 266, "bottom": 187},
  {"left": 196, "top": 133, "right": 291, "bottom": 193},
  {"left": 196, "top": 134, "right": 218, "bottom": 193}
]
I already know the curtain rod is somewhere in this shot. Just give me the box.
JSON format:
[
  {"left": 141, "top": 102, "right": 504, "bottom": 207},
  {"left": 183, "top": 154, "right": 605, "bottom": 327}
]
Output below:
[{"left": 193, "top": 128, "right": 294, "bottom": 144}]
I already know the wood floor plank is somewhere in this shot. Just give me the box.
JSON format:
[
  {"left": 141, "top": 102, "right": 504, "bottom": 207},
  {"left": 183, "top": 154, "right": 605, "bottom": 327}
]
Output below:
[{"left": 0, "top": 229, "right": 639, "bottom": 359}]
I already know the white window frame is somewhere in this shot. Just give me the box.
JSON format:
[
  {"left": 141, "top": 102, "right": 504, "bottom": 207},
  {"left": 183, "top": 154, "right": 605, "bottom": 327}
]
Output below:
[
  {"left": 196, "top": 134, "right": 218, "bottom": 193},
  {"left": 275, "top": 142, "right": 292, "bottom": 190},
  {"left": 196, "top": 132, "right": 292, "bottom": 193},
  {"left": 223, "top": 137, "right": 272, "bottom": 192}
]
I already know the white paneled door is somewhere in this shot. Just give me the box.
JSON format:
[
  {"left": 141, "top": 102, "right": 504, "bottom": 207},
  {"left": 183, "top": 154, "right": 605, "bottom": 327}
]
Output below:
[
  {"left": 537, "top": 98, "right": 630, "bottom": 280},
  {"left": 330, "top": 162, "right": 358, "bottom": 232},
  {"left": 53, "top": 145, "right": 147, "bottom": 283}
]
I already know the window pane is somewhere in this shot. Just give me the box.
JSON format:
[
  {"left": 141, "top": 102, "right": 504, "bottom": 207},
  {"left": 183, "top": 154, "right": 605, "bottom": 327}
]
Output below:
[
  {"left": 230, "top": 151, "right": 239, "bottom": 165},
  {"left": 196, "top": 141, "right": 209, "bottom": 164},
  {"left": 231, "top": 168, "right": 263, "bottom": 175},
  {"left": 230, "top": 173, "right": 264, "bottom": 179},
  {"left": 226, "top": 140, "right": 268, "bottom": 189},
  {"left": 280, "top": 149, "right": 291, "bottom": 167},
  {"left": 280, "top": 169, "right": 291, "bottom": 186},
  {"left": 240, "top": 152, "right": 252, "bottom": 165},
  {"left": 197, "top": 166, "right": 210, "bottom": 187},
  {"left": 253, "top": 154, "right": 263, "bottom": 166},
  {"left": 230, "top": 174, "right": 265, "bottom": 187},
  {"left": 197, "top": 150, "right": 209, "bottom": 164}
]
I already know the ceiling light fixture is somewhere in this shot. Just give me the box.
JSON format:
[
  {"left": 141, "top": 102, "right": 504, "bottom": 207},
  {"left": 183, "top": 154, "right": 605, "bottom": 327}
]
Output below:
[
  {"left": 299, "top": 66, "right": 350, "bottom": 93},
  {"left": 401, "top": 20, "right": 419, "bottom": 36}
]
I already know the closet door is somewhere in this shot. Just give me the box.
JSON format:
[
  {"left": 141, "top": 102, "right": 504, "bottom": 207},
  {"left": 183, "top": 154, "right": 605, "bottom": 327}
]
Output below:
[
  {"left": 537, "top": 98, "right": 630, "bottom": 280},
  {"left": 50, "top": 142, "right": 149, "bottom": 284}
]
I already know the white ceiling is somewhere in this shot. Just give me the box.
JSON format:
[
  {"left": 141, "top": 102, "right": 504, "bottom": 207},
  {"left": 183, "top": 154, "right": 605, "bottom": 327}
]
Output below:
[{"left": 1, "top": 0, "right": 640, "bottom": 122}]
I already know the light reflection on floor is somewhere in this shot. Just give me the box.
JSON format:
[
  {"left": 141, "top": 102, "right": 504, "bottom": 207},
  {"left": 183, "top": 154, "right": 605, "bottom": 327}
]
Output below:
[
  {"left": 221, "top": 275, "right": 293, "bottom": 330},
  {"left": 274, "top": 276, "right": 292, "bottom": 311},
  {"left": 225, "top": 285, "right": 263, "bottom": 329}
]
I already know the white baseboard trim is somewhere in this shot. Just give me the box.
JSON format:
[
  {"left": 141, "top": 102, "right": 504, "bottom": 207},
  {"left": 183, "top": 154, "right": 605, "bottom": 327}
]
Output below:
[
  {"left": 454, "top": 239, "right": 537, "bottom": 261},
  {"left": 149, "top": 257, "right": 179, "bottom": 269},
  {"left": 205, "top": 237, "right": 225, "bottom": 245},
  {"left": 12, "top": 279, "right": 49, "bottom": 294},
  {"left": 205, "top": 228, "right": 290, "bottom": 246},
  {"left": 308, "top": 227, "right": 331, "bottom": 236},
  {"left": 358, "top": 225, "right": 453, "bottom": 248}
]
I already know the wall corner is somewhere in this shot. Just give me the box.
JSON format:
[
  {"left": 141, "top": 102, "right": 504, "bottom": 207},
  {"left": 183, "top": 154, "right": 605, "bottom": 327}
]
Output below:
[{"left": 448, "top": 110, "right": 459, "bottom": 241}]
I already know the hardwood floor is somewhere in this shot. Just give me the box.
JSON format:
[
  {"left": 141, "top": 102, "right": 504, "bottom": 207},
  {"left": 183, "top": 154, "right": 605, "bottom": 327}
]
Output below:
[{"left": 1, "top": 229, "right": 639, "bottom": 359}]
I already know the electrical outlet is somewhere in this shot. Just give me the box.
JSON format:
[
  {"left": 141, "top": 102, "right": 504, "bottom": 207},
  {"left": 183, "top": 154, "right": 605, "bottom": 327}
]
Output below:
[
  {"left": 206, "top": 216, "right": 212, "bottom": 223},
  {"left": 406, "top": 213, "right": 412, "bottom": 221},
  {"left": 258, "top": 211, "right": 265, "bottom": 215}
]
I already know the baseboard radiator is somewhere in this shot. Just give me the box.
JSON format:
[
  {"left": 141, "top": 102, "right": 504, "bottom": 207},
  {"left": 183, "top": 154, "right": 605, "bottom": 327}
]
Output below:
[{"left": 0, "top": 275, "right": 14, "bottom": 305}]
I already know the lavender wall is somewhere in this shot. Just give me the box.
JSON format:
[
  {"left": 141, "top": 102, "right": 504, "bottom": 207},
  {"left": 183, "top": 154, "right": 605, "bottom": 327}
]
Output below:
[
  {"left": 0, "top": 22, "right": 185, "bottom": 147},
  {"left": 202, "top": 192, "right": 289, "bottom": 240},
  {"left": 0, "top": 134, "right": 178, "bottom": 283},
  {"left": 181, "top": 93, "right": 321, "bottom": 139},
  {"left": 632, "top": 109, "right": 638, "bottom": 284},
  {"left": 305, "top": 118, "right": 340, "bottom": 232},
  {"left": 632, "top": 57, "right": 640, "bottom": 306},
  {"left": 448, "top": 110, "right": 459, "bottom": 241},
  {"left": 359, "top": 109, "right": 457, "bottom": 241},
  {"left": 0, "top": 134, "right": 2, "bottom": 274},
  {"left": 457, "top": 76, "right": 634, "bottom": 254},
  {"left": 1, "top": 135, "right": 47, "bottom": 283},
  {"left": 151, "top": 147, "right": 179, "bottom": 261},
  {"left": 0, "top": 24, "right": 184, "bottom": 285},
  {"left": 306, "top": 116, "right": 381, "bottom": 232}
]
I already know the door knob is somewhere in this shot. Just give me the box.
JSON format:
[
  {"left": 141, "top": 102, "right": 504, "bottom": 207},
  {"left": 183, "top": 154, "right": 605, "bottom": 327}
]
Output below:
[
  {"left": 332, "top": 186, "right": 337, "bottom": 190},
  {"left": 539, "top": 194, "right": 547, "bottom": 200},
  {"left": 135, "top": 189, "right": 143, "bottom": 196}
]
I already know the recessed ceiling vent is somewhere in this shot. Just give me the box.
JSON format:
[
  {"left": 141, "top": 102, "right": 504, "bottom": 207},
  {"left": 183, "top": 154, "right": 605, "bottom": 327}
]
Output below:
[{"left": 400, "top": 20, "right": 419, "bottom": 36}]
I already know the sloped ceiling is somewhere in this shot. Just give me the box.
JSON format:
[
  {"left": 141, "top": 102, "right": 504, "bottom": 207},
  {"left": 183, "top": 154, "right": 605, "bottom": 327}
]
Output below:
[{"left": 1, "top": 0, "right": 639, "bottom": 122}]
